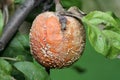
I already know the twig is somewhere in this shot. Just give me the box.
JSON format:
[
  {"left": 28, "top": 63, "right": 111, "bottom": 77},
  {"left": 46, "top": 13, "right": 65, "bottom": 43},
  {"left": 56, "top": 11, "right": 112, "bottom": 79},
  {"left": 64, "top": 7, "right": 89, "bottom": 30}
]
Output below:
[
  {"left": 0, "top": 0, "right": 43, "bottom": 51},
  {"left": 0, "top": 57, "right": 17, "bottom": 61}
]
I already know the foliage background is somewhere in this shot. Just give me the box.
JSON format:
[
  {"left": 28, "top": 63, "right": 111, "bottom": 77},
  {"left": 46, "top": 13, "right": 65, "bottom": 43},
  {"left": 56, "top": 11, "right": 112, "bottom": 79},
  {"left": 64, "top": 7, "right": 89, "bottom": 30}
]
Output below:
[{"left": 0, "top": 0, "right": 120, "bottom": 80}]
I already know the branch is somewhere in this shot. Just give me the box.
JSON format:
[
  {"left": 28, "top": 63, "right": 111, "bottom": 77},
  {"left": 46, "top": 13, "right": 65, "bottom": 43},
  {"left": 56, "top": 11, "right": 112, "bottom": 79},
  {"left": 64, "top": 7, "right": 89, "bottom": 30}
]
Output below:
[{"left": 0, "top": 0, "right": 43, "bottom": 51}]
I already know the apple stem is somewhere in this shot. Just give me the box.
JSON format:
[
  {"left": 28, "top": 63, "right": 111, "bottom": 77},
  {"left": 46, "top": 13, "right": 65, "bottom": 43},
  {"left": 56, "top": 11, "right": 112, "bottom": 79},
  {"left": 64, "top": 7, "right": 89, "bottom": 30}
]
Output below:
[{"left": 55, "top": 0, "right": 64, "bottom": 13}]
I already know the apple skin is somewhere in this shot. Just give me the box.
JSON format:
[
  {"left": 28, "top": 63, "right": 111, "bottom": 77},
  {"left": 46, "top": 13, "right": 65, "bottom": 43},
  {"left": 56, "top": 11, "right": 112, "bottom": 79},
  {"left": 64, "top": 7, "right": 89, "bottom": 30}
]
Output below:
[{"left": 30, "top": 12, "right": 85, "bottom": 68}]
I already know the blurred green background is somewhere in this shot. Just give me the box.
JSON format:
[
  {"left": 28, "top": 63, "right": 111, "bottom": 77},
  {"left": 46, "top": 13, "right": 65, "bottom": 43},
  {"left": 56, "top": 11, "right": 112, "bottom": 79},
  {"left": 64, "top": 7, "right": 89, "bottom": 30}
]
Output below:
[
  {"left": 51, "top": 0, "right": 120, "bottom": 80},
  {"left": 51, "top": 39, "right": 120, "bottom": 80}
]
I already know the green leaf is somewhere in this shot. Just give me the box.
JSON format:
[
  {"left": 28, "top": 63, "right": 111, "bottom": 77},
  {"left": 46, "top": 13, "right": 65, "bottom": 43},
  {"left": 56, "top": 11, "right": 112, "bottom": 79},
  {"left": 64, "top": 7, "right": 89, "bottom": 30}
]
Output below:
[
  {"left": 87, "top": 25, "right": 110, "bottom": 56},
  {"left": 0, "top": 58, "right": 12, "bottom": 74},
  {"left": 14, "top": 61, "right": 50, "bottom": 80},
  {"left": 14, "top": 0, "right": 25, "bottom": 4},
  {"left": 0, "top": 71, "right": 15, "bottom": 80},
  {"left": 0, "top": 58, "right": 14, "bottom": 80},
  {"left": 61, "top": 0, "right": 82, "bottom": 9},
  {"left": 103, "top": 30, "right": 120, "bottom": 58},
  {"left": 2, "top": 32, "right": 32, "bottom": 61},
  {"left": 107, "top": 12, "right": 120, "bottom": 33},
  {"left": 83, "top": 11, "right": 117, "bottom": 24},
  {"left": 82, "top": 11, "right": 120, "bottom": 59},
  {"left": 0, "top": 10, "right": 4, "bottom": 36}
]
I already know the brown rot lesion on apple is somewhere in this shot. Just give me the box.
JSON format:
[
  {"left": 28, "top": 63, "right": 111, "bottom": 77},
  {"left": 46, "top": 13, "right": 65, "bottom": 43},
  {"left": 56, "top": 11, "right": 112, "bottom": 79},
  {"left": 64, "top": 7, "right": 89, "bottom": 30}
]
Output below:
[
  {"left": 29, "top": 0, "right": 86, "bottom": 70},
  {"left": 29, "top": 11, "right": 86, "bottom": 69}
]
